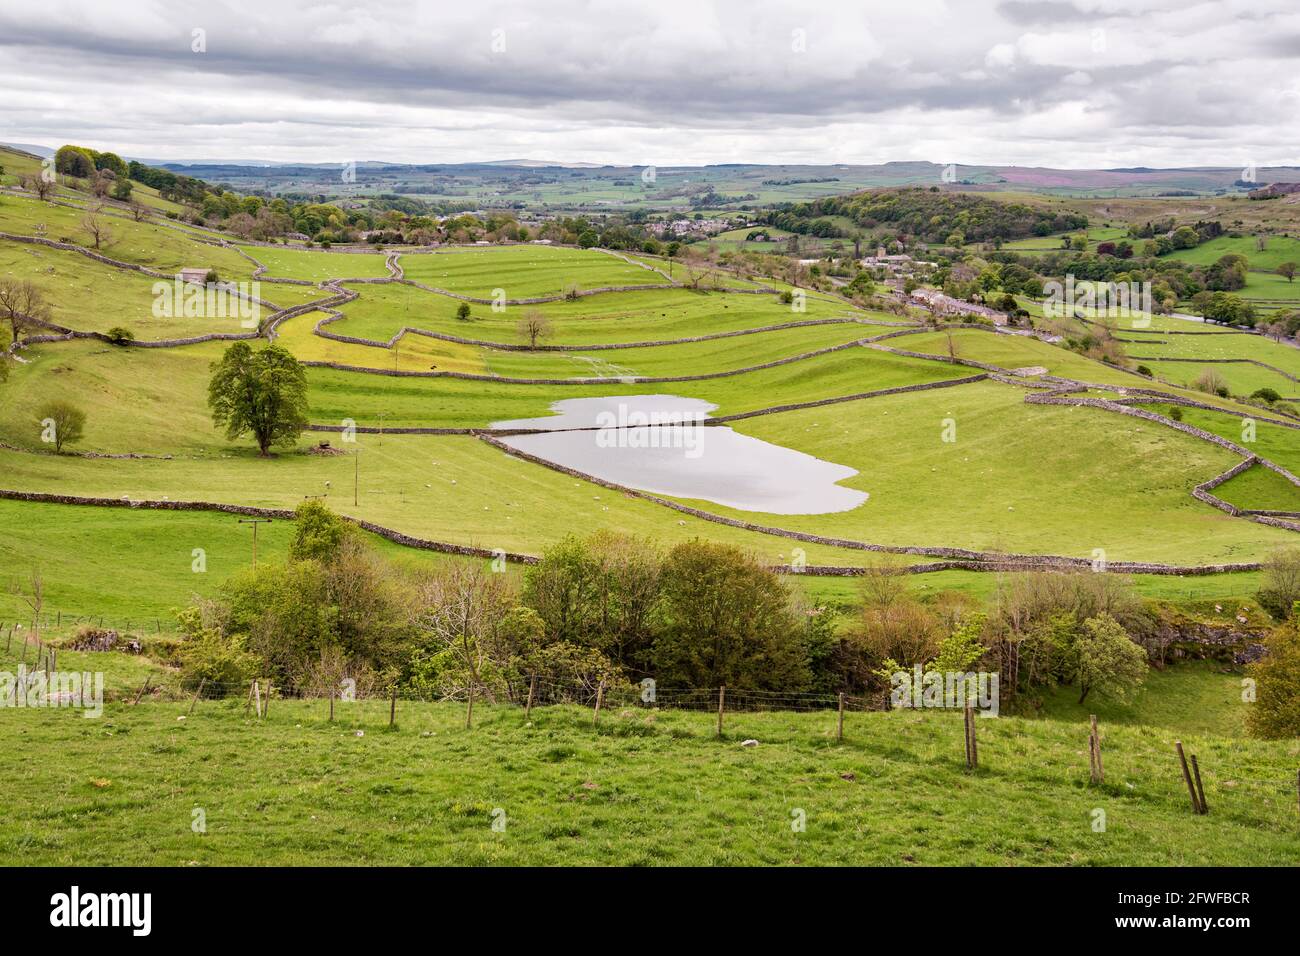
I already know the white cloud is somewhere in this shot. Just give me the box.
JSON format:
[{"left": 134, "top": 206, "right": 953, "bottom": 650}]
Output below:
[{"left": 0, "top": 0, "right": 1295, "bottom": 167}]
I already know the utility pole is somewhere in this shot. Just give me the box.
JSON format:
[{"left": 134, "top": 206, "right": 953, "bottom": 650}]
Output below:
[{"left": 237, "top": 517, "right": 272, "bottom": 567}]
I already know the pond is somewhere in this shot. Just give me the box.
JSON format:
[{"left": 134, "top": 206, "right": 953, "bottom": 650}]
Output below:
[{"left": 492, "top": 395, "right": 868, "bottom": 515}]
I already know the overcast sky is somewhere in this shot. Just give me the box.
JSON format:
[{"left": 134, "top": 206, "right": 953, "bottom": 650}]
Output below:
[{"left": 1, "top": 0, "right": 1297, "bottom": 168}]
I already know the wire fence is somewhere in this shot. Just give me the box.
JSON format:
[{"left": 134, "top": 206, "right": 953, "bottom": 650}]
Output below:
[
  {"left": 4, "top": 645, "right": 1298, "bottom": 831},
  {"left": 0, "top": 612, "right": 181, "bottom": 635},
  {"left": 79, "top": 673, "right": 1300, "bottom": 802}
]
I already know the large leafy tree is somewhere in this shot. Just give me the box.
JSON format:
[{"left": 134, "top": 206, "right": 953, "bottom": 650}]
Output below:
[
  {"left": 207, "top": 342, "right": 309, "bottom": 456},
  {"left": 652, "top": 540, "right": 810, "bottom": 690}
]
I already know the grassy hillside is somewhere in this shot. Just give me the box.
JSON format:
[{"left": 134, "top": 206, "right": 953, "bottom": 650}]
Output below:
[
  {"left": 0, "top": 660, "right": 1294, "bottom": 866},
  {"left": 1, "top": 173, "right": 1296, "bottom": 625}
]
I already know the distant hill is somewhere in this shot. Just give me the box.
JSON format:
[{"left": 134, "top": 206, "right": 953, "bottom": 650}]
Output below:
[{"left": 0, "top": 142, "right": 53, "bottom": 158}]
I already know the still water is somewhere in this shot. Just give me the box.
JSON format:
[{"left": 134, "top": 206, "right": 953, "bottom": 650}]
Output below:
[{"left": 493, "top": 395, "right": 868, "bottom": 515}]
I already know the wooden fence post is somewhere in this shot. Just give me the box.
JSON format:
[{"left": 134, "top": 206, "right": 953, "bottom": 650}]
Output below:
[
  {"left": 328, "top": 686, "right": 335, "bottom": 722},
  {"left": 1175, "top": 741, "right": 1202, "bottom": 814},
  {"left": 964, "top": 704, "right": 978, "bottom": 769},
  {"left": 245, "top": 679, "right": 256, "bottom": 715},
  {"left": 593, "top": 681, "right": 605, "bottom": 726},
  {"left": 1089, "top": 714, "right": 1104, "bottom": 785},
  {"left": 252, "top": 680, "right": 263, "bottom": 719},
  {"left": 837, "top": 692, "right": 845, "bottom": 742},
  {"left": 465, "top": 682, "right": 474, "bottom": 730},
  {"left": 132, "top": 677, "right": 151, "bottom": 706},
  {"left": 389, "top": 684, "right": 397, "bottom": 728},
  {"left": 187, "top": 677, "right": 207, "bottom": 716},
  {"left": 1190, "top": 755, "right": 1208, "bottom": 815},
  {"left": 717, "top": 686, "right": 726, "bottom": 737},
  {"left": 525, "top": 674, "right": 536, "bottom": 721}
]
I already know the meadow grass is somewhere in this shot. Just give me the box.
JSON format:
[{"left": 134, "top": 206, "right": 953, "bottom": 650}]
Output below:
[
  {"left": 0, "top": 242, "right": 328, "bottom": 340},
  {"left": 397, "top": 245, "right": 671, "bottom": 299},
  {"left": 0, "top": 192, "right": 257, "bottom": 281},
  {"left": 1148, "top": 405, "right": 1300, "bottom": 475},
  {"left": 1214, "top": 464, "right": 1300, "bottom": 513},
  {"left": 708, "top": 380, "right": 1298, "bottom": 563},
  {"left": 900, "top": 329, "right": 1149, "bottom": 386},
  {"left": 0, "top": 437, "right": 884, "bottom": 569},
  {"left": 0, "top": 498, "right": 474, "bottom": 624},
  {"left": 328, "top": 282, "right": 864, "bottom": 346},
  {"left": 303, "top": 346, "right": 966, "bottom": 429},
  {"left": 1141, "top": 360, "right": 1296, "bottom": 399},
  {"left": 0, "top": 331, "right": 964, "bottom": 450},
  {"left": 274, "top": 310, "right": 489, "bottom": 374},
  {"left": 238, "top": 244, "right": 391, "bottom": 281},
  {"left": 0, "top": 497, "right": 1271, "bottom": 632},
  {"left": 1124, "top": 327, "right": 1300, "bottom": 379},
  {"left": 1160, "top": 234, "right": 1300, "bottom": 273},
  {"left": 0, "top": 667, "right": 1295, "bottom": 866}
]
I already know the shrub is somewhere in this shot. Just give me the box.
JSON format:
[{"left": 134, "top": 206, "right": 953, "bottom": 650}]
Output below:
[
  {"left": 289, "top": 499, "right": 353, "bottom": 562},
  {"left": 522, "top": 531, "right": 660, "bottom": 673},
  {"left": 35, "top": 400, "right": 86, "bottom": 453},
  {"left": 105, "top": 326, "right": 135, "bottom": 346},
  {"left": 455, "top": 302, "right": 471, "bottom": 321},
  {"left": 651, "top": 540, "right": 811, "bottom": 690},
  {"left": 1135, "top": 364, "right": 1153, "bottom": 377},
  {"left": 175, "top": 606, "right": 260, "bottom": 695},
  {"left": 1193, "top": 369, "right": 1227, "bottom": 395},
  {"left": 1256, "top": 549, "right": 1300, "bottom": 621},
  {"left": 1246, "top": 614, "right": 1300, "bottom": 738},
  {"left": 1168, "top": 406, "right": 1183, "bottom": 421},
  {"left": 1074, "top": 613, "right": 1147, "bottom": 704},
  {"left": 1250, "top": 387, "right": 1281, "bottom": 404}
]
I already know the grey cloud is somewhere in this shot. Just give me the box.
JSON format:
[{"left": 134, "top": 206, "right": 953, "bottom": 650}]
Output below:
[{"left": 0, "top": 0, "right": 1296, "bottom": 166}]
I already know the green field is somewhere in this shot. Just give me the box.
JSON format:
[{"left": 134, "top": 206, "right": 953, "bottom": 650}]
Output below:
[
  {"left": 324, "top": 282, "right": 855, "bottom": 348},
  {"left": 239, "top": 244, "right": 391, "bottom": 281},
  {"left": 0, "top": 652, "right": 1295, "bottom": 866},
  {"left": 399, "top": 245, "right": 672, "bottom": 298},
  {"left": 1161, "top": 234, "right": 1300, "bottom": 273},
  {"left": 3, "top": 160, "right": 1300, "bottom": 871},
  {"left": 2, "top": 213, "right": 1295, "bottom": 583}
]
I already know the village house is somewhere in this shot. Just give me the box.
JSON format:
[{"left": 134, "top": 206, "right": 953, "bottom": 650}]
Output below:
[
  {"left": 909, "top": 287, "right": 1008, "bottom": 325},
  {"left": 860, "top": 247, "right": 937, "bottom": 274}
]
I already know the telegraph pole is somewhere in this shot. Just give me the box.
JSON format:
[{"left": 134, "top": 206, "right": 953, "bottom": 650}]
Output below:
[{"left": 237, "top": 517, "right": 272, "bottom": 567}]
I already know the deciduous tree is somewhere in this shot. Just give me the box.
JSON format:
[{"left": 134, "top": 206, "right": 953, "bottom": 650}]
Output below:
[
  {"left": 0, "top": 278, "right": 51, "bottom": 343},
  {"left": 516, "top": 310, "right": 553, "bottom": 348},
  {"left": 36, "top": 400, "right": 86, "bottom": 453},
  {"left": 207, "top": 342, "right": 309, "bottom": 456}
]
